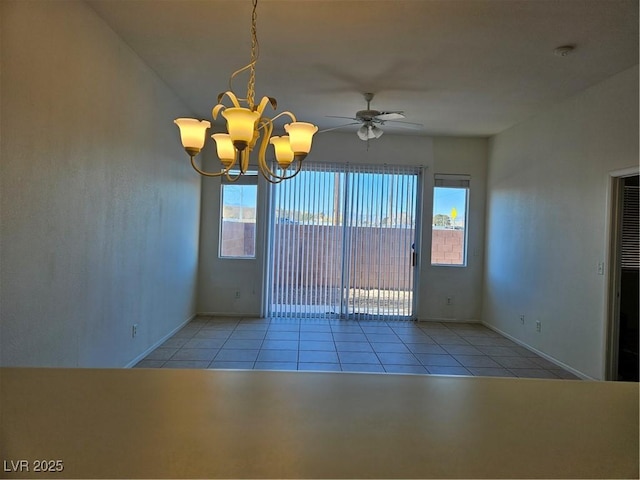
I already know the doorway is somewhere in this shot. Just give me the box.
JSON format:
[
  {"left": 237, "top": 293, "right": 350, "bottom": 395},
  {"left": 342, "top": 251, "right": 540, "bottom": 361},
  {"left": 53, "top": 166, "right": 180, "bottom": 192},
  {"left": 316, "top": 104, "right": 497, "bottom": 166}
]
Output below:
[
  {"left": 607, "top": 172, "right": 639, "bottom": 381},
  {"left": 267, "top": 162, "right": 422, "bottom": 320}
]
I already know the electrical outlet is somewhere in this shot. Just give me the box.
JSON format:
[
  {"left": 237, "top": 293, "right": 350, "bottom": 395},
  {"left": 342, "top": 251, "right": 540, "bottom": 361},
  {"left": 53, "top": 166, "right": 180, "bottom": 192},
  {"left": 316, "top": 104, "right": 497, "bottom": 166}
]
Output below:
[
  {"left": 446, "top": 297, "right": 453, "bottom": 306},
  {"left": 597, "top": 262, "right": 605, "bottom": 275},
  {"left": 235, "top": 290, "right": 241, "bottom": 299},
  {"left": 132, "top": 324, "right": 138, "bottom": 338},
  {"left": 520, "top": 315, "right": 525, "bottom": 324},
  {"left": 535, "top": 320, "right": 541, "bottom": 332}
]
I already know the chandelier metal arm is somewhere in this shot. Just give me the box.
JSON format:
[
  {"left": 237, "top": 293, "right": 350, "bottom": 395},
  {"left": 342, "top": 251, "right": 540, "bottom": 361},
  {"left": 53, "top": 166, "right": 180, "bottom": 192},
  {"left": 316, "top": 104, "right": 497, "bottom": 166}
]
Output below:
[
  {"left": 257, "top": 153, "right": 304, "bottom": 184},
  {"left": 224, "top": 169, "right": 243, "bottom": 182},
  {"left": 258, "top": 155, "right": 304, "bottom": 181},
  {"left": 266, "top": 158, "right": 304, "bottom": 184},
  {"left": 240, "top": 146, "right": 251, "bottom": 173},
  {"left": 256, "top": 118, "right": 281, "bottom": 180},
  {"left": 257, "top": 150, "right": 304, "bottom": 183},
  {"left": 189, "top": 154, "right": 234, "bottom": 178},
  {"left": 268, "top": 110, "right": 297, "bottom": 124},
  {"left": 255, "top": 116, "right": 304, "bottom": 183},
  {"left": 254, "top": 110, "right": 295, "bottom": 135}
]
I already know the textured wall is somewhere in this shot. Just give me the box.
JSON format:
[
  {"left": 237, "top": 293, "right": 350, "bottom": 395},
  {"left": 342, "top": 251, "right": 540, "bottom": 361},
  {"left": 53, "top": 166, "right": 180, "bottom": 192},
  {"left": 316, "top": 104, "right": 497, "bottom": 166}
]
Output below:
[
  {"left": 0, "top": 0, "right": 200, "bottom": 366},
  {"left": 483, "top": 65, "right": 639, "bottom": 379}
]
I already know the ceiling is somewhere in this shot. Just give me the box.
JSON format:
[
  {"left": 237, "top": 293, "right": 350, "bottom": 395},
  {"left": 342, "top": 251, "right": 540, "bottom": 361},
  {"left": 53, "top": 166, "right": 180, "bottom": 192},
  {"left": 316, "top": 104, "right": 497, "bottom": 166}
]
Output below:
[{"left": 87, "top": 0, "right": 638, "bottom": 138}]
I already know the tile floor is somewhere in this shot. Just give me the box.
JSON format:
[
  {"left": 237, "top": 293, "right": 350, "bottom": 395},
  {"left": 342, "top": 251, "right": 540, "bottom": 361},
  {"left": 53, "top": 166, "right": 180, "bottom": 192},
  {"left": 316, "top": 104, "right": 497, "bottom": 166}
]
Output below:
[{"left": 135, "top": 316, "right": 580, "bottom": 379}]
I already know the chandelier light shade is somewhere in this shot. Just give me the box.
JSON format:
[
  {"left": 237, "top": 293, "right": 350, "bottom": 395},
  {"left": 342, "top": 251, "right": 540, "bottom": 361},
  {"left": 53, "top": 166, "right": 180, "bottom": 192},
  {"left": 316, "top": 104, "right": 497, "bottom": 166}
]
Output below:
[
  {"left": 285, "top": 122, "right": 318, "bottom": 154},
  {"left": 221, "top": 108, "right": 261, "bottom": 149},
  {"left": 211, "top": 133, "right": 236, "bottom": 165},
  {"left": 173, "top": 0, "right": 318, "bottom": 183},
  {"left": 269, "top": 136, "right": 294, "bottom": 168},
  {"left": 174, "top": 118, "right": 212, "bottom": 155}
]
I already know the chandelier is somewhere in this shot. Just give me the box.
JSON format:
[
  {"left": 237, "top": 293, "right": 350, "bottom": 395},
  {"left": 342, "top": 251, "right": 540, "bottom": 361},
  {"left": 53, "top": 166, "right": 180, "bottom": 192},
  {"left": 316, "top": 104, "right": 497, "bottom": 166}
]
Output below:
[{"left": 173, "top": 0, "right": 318, "bottom": 183}]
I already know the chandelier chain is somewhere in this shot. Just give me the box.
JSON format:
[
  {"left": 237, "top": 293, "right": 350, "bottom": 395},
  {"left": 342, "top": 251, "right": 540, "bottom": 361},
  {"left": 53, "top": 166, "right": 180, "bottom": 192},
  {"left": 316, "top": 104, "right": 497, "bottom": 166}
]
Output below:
[{"left": 247, "top": 0, "right": 259, "bottom": 109}]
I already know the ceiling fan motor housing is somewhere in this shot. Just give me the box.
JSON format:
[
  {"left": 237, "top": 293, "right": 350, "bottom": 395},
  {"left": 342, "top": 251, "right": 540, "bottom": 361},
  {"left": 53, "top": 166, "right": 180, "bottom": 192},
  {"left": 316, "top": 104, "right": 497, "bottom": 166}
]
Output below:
[{"left": 356, "top": 109, "right": 382, "bottom": 122}]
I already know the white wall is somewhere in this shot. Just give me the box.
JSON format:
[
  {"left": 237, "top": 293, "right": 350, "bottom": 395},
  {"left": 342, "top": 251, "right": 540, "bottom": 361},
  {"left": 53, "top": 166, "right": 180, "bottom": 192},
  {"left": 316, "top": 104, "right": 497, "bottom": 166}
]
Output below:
[
  {"left": 483, "top": 65, "right": 639, "bottom": 379},
  {"left": 197, "top": 131, "right": 487, "bottom": 321},
  {"left": 196, "top": 138, "right": 266, "bottom": 316},
  {"left": 426, "top": 137, "right": 487, "bottom": 321},
  {"left": 0, "top": 0, "right": 201, "bottom": 367}
]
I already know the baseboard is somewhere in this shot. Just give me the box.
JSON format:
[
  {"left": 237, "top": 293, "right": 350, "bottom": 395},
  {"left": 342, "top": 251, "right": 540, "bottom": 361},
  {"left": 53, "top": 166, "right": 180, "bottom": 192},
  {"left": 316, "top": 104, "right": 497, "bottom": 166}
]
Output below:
[
  {"left": 418, "top": 317, "right": 482, "bottom": 323},
  {"left": 481, "top": 322, "right": 594, "bottom": 380},
  {"left": 196, "top": 311, "right": 254, "bottom": 318},
  {"left": 124, "top": 313, "right": 197, "bottom": 368},
  {"left": 194, "top": 315, "right": 481, "bottom": 323}
]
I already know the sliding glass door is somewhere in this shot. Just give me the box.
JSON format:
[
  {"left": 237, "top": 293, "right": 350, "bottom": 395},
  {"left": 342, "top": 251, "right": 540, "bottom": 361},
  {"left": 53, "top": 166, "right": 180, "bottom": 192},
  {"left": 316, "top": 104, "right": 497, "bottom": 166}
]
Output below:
[{"left": 268, "top": 162, "right": 421, "bottom": 320}]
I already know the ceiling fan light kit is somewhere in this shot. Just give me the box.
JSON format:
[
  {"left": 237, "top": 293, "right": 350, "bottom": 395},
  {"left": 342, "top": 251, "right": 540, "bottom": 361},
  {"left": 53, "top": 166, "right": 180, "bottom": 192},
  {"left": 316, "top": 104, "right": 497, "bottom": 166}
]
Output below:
[
  {"left": 173, "top": 0, "right": 318, "bottom": 183},
  {"left": 357, "top": 124, "right": 384, "bottom": 140}
]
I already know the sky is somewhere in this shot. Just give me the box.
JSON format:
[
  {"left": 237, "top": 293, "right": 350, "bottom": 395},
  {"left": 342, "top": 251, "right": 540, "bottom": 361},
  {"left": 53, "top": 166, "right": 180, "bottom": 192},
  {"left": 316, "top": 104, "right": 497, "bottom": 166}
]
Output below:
[
  {"left": 223, "top": 170, "right": 466, "bottom": 227},
  {"left": 222, "top": 184, "right": 257, "bottom": 208},
  {"left": 273, "top": 170, "right": 419, "bottom": 226},
  {"left": 433, "top": 187, "right": 467, "bottom": 226}
]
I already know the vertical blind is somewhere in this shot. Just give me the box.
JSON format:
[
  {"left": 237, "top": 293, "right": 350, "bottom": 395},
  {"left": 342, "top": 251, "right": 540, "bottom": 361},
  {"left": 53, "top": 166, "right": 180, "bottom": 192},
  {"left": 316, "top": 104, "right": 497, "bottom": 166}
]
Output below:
[
  {"left": 270, "top": 164, "right": 346, "bottom": 318},
  {"left": 269, "top": 162, "right": 421, "bottom": 320},
  {"left": 621, "top": 182, "right": 639, "bottom": 269}
]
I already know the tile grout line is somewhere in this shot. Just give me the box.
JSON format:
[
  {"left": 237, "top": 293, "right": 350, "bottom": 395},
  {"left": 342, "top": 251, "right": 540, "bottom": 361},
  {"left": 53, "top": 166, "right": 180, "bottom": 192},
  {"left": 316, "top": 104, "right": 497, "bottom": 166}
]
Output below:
[{"left": 143, "top": 317, "right": 578, "bottom": 379}]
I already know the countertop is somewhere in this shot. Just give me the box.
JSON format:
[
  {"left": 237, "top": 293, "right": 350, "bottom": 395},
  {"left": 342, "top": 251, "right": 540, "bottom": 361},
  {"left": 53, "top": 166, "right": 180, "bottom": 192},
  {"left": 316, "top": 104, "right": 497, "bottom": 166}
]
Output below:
[{"left": 0, "top": 367, "right": 638, "bottom": 479}]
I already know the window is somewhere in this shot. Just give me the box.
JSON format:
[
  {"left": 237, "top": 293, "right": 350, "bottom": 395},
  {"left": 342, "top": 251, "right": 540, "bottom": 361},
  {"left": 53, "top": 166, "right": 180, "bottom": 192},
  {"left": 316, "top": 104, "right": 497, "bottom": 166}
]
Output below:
[
  {"left": 431, "top": 174, "right": 469, "bottom": 266},
  {"left": 219, "top": 172, "right": 258, "bottom": 258}
]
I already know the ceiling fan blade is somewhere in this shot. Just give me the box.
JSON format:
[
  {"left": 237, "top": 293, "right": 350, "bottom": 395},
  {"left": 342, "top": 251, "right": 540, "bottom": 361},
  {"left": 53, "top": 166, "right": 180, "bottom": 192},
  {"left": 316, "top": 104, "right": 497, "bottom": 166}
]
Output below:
[
  {"left": 326, "top": 115, "right": 359, "bottom": 121},
  {"left": 383, "top": 119, "right": 423, "bottom": 129},
  {"left": 318, "top": 122, "right": 361, "bottom": 133},
  {"left": 375, "top": 112, "right": 405, "bottom": 121}
]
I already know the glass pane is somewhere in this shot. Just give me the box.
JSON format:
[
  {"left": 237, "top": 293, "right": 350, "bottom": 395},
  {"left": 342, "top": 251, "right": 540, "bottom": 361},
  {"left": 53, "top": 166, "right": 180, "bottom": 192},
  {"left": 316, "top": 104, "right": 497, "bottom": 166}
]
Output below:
[
  {"left": 431, "top": 186, "right": 467, "bottom": 266},
  {"left": 220, "top": 184, "right": 257, "bottom": 258}
]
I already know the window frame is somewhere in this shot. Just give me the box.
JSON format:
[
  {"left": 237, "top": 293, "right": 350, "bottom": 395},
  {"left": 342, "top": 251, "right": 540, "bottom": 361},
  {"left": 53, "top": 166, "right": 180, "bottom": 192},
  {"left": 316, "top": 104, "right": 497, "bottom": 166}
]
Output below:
[{"left": 430, "top": 174, "right": 470, "bottom": 267}]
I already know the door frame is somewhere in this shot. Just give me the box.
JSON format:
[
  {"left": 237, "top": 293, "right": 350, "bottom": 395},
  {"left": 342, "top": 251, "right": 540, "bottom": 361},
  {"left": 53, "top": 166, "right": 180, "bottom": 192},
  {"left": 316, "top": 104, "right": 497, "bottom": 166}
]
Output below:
[
  {"left": 604, "top": 166, "right": 639, "bottom": 380},
  {"left": 411, "top": 167, "right": 425, "bottom": 319}
]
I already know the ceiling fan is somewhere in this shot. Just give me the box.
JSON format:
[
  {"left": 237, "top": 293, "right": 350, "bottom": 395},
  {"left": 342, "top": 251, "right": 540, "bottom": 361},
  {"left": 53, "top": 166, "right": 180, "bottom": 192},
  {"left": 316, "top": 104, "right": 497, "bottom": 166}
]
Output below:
[{"left": 321, "top": 92, "right": 422, "bottom": 140}]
